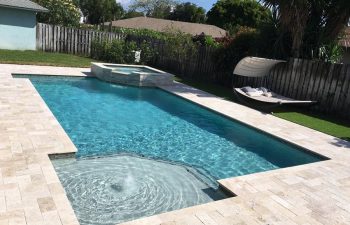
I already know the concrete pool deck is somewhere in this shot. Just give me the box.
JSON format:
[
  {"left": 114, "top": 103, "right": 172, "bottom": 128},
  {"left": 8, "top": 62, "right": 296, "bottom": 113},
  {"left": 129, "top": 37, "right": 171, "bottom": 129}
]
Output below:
[{"left": 0, "top": 64, "right": 349, "bottom": 225}]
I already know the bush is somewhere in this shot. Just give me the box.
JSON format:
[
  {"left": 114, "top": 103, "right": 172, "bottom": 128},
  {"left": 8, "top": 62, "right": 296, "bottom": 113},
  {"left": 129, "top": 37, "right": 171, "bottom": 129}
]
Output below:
[
  {"left": 162, "top": 28, "right": 199, "bottom": 60},
  {"left": 213, "top": 27, "right": 259, "bottom": 72},
  {"left": 101, "top": 27, "right": 169, "bottom": 41},
  {"left": 204, "top": 36, "right": 220, "bottom": 48},
  {"left": 139, "top": 41, "right": 157, "bottom": 65},
  {"left": 91, "top": 39, "right": 111, "bottom": 61},
  {"left": 318, "top": 42, "right": 344, "bottom": 63},
  {"left": 109, "top": 40, "right": 124, "bottom": 63},
  {"left": 192, "top": 33, "right": 220, "bottom": 48},
  {"left": 91, "top": 39, "right": 138, "bottom": 64},
  {"left": 215, "top": 36, "right": 235, "bottom": 47},
  {"left": 122, "top": 41, "right": 138, "bottom": 64}
]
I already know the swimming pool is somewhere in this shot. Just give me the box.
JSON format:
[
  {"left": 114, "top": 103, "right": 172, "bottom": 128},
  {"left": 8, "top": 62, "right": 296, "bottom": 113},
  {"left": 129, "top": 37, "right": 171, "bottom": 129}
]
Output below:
[{"left": 22, "top": 75, "right": 324, "bottom": 224}]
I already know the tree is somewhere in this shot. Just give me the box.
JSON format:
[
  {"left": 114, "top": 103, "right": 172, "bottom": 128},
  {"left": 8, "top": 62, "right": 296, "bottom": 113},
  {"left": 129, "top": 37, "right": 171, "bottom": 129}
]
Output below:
[
  {"left": 129, "top": 0, "right": 178, "bottom": 18},
  {"left": 72, "top": 0, "right": 80, "bottom": 5},
  {"left": 167, "top": 2, "right": 206, "bottom": 23},
  {"left": 262, "top": 0, "right": 350, "bottom": 58},
  {"left": 124, "top": 10, "right": 144, "bottom": 19},
  {"left": 207, "top": 0, "right": 271, "bottom": 31},
  {"left": 79, "top": 0, "right": 125, "bottom": 24},
  {"left": 33, "top": 0, "right": 81, "bottom": 26}
]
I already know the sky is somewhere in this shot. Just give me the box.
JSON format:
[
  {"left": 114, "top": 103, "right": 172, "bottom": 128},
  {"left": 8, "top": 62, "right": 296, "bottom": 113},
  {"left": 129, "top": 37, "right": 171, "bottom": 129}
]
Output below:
[{"left": 116, "top": 0, "right": 217, "bottom": 12}]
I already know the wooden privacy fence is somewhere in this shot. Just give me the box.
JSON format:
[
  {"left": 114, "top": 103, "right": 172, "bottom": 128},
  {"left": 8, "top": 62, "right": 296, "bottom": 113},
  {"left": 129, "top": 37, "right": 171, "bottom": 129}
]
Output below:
[
  {"left": 36, "top": 23, "right": 350, "bottom": 118},
  {"left": 153, "top": 46, "right": 221, "bottom": 82},
  {"left": 36, "top": 23, "right": 125, "bottom": 55},
  {"left": 233, "top": 58, "right": 350, "bottom": 118}
]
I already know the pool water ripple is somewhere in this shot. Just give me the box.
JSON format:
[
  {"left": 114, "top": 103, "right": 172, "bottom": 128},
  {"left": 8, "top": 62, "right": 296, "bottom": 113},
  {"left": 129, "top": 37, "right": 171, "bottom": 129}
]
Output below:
[{"left": 52, "top": 155, "right": 225, "bottom": 225}]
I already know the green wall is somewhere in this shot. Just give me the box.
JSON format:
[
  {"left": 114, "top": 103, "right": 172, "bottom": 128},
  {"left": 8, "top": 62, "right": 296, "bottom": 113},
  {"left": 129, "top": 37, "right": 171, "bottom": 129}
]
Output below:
[{"left": 0, "top": 7, "right": 37, "bottom": 50}]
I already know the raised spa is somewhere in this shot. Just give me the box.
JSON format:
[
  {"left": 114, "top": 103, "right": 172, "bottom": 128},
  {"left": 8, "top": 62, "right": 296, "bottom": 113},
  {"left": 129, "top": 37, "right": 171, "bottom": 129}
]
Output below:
[{"left": 91, "top": 63, "right": 174, "bottom": 87}]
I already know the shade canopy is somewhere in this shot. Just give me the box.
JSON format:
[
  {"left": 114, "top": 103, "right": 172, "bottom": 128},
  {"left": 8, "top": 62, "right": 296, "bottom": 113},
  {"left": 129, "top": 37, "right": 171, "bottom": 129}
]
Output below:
[{"left": 233, "top": 57, "right": 286, "bottom": 77}]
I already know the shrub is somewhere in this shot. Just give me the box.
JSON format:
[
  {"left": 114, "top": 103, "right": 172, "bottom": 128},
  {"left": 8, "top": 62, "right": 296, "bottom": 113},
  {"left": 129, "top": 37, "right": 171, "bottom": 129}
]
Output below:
[
  {"left": 139, "top": 41, "right": 157, "bottom": 65},
  {"left": 91, "top": 39, "right": 138, "bottom": 64},
  {"left": 162, "top": 28, "right": 199, "bottom": 60},
  {"left": 91, "top": 39, "right": 111, "bottom": 61},
  {"left": 192, "top": 33, "right": 220, "bottom": 48},
  {"left": 204, "top": 36, "right": 220, "bottom": 48},
  {"left": 318, "top": 42, "right": 344, "bottom": 63},
  {"left": 109, "top": 40, "right": 124, "bottom": 63},
  {"left": 213, "top": 27, "right": 259, "bottom": 72},
  {"left": 101, "top": 27, "right": 169, "bottom": 41},
  {"left": 215, "top": 36, "right": 235, "bottom": 47}
]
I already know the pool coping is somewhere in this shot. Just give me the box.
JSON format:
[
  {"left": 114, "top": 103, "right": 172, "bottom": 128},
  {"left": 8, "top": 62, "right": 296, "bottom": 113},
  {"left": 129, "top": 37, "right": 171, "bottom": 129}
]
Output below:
[
  {"left": 0, "top": 64, "right": 350, "bottom": 225},
  {"left": 93, "top": 63, "right": 168, "bottom": 74}
]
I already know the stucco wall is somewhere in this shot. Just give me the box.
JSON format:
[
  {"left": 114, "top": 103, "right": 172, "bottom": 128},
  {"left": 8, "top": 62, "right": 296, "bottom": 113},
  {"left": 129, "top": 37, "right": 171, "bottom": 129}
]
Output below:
[{"left": 0, "top": 7, "right": 37, "bottom": 50}]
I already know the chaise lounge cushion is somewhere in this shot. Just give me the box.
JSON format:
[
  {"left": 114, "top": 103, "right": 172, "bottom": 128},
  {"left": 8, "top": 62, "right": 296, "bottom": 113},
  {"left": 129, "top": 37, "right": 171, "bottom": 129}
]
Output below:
[{"left": 241, "top": 86, "right": 264, "bottom": 97}]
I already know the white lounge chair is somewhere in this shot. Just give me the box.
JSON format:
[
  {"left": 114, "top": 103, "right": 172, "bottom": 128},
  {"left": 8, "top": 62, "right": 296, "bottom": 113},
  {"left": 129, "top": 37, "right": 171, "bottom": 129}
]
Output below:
[{"left": 233, "top": 57, "right": 316, "bottom": 106}]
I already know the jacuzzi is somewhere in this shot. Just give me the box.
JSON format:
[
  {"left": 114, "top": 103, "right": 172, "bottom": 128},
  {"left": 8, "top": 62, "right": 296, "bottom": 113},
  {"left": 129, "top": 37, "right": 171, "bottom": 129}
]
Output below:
[{"left": 91, "top": 63, "right": 174, "bottom": 87}]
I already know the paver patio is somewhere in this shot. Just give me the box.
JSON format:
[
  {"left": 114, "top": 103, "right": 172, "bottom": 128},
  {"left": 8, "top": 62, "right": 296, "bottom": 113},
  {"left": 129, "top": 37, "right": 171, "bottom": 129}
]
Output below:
[{"left": 0, "top": 64, "right": 349, "bottom": 225}]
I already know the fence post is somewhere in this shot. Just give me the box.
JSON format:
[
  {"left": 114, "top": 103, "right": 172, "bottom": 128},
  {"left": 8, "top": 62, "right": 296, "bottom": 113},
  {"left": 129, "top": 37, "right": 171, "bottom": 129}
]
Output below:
[{"left": 36, "top": 23, "right": 42, "bottom": 50}]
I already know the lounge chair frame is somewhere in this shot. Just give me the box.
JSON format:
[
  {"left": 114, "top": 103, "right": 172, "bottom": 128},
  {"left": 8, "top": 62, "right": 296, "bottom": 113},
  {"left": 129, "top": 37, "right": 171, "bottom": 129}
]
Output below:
[{"left": 232, "top": 57, "right": 317, "bottom": 106}]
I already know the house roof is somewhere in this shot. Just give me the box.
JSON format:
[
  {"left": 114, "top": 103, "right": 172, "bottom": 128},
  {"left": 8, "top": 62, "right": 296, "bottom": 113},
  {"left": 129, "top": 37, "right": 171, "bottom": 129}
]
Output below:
[
  {"left": 0, "top": 0, "right": 48, "bottom": 12},
  {"left": 339, "top": 27, "right": 350, "bottom": 48},
  {"left": 106, "top": 17, "right": 227, "bottom": 38}
]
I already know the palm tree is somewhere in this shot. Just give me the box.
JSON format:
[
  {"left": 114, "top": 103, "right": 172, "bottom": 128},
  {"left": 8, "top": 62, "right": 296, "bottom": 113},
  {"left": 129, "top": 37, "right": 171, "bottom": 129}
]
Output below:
[
  {"left": 261, "top": 0, "right": 350, "bottom": 58},
  {"left": 321, "top": 0, "right": 350, "bottom": 43},
  {"left": 261, "top": 0, "right": 310, "bottom": 57}
]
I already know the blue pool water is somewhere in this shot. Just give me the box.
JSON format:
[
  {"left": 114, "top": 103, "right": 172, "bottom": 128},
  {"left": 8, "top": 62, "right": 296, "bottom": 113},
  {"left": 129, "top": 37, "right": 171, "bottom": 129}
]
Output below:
[
  {"left": 51, "top": 154, "right": 226, "bottom": 225},
  {"left": 106, "top": 65, "right": 156, "bottom": 74},
  {"left": 22, "top": 75, "right": 324, "bottom": 225},
  {"left": 26, "top": 76, "right": 323, "bottom": 179}
]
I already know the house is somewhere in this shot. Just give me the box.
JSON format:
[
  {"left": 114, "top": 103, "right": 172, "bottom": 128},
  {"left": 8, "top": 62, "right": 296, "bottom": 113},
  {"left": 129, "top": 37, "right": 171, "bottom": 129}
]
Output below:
[
  {"left": 339, "top": 27, "right": 350, "bottom": 64},
  {"left": 0, "top": 0, "right": 48, "bottom": 50},
  {"left": 105, "top": 17, "right": 227, "bottom": 38}
]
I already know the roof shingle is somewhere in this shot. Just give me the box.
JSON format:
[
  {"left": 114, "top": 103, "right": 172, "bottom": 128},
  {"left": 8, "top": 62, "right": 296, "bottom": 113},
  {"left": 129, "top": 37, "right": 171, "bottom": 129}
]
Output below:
[
  {"left": 0, "top": 0, "right": 48, "bottom": 12},
  {"left": 107, "top": 17, "right": 227, "bottom": 38}
]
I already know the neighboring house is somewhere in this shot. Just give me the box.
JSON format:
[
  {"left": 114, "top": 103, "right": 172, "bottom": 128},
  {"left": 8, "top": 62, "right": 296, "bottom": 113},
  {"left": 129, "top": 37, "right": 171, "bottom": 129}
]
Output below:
[
  {"left": 105, "top": 17, "right": 227, "bottom": 38},
  {"left": 339, "top": 27, "right": 350, "bottom": 64},
  {"left": 0, "top": 0, "right": 48, "bottom": 50}
]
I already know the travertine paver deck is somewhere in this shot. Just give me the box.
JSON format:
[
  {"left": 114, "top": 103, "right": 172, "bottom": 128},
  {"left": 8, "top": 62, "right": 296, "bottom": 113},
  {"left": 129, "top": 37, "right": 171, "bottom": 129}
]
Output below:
[
  {"left": 0, "top": 64, "right": 87, "bottom": 225},
  {"left": 0, "top": 64, "right": 90, "bottom": 77},
  {"left": 0, "top": 64, "right": 349, "bottom": 225}
]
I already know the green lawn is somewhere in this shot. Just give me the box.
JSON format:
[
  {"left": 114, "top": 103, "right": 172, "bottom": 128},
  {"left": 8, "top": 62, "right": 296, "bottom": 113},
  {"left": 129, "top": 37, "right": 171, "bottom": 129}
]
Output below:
[
  {"left": 273, "top": 109, "right": 350, "bottom": 141},
  {"left": 175, "top": 76, "right": 350, "bottom": 140},
  {"left": 0, "top": 49, "right": 95, "bottom": 67}
]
